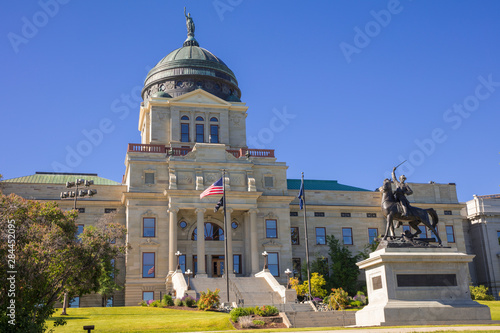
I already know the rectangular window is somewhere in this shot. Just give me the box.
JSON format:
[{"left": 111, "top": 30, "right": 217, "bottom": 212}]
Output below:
[
  {"left": 76, "top": 224, "right": 84, "bottom": 241},
  {"left": 418, "top": 225, "right": 427, "bottom": 238},
  {"left": 145, "top": 172, "right": 155, "bottom": 184},
  {"left": 179, "top": 254, "right": 186, "bottom": 273},
  {"left": 290, "top": 212, "right": 298, "bottom": 217},
  {"left": 69, "top": 296, "right": 80, "bottom": 308},
  {"left": 367, "top": 213, "right": 377, "bottom": 218},
  {"left": 193, "top": 255, "right": 197, "bottom": 276},
  {"left": 77, "top": 208, "right": 85, "bottom": 213},
  {"left": 142, "top": 291, "right": 154, "bottom": 302},
  {"left": 341, "top": 212, "right": 351, "bottom": 217},
  {"left": 105, "top": 208, "right": 116, "bottom": 214},
  {"left": 444, "top": 210, "right": 452, "bottom": 215},
  {"left": 110, "top": 259, "right": 115, "bottom": 278},
  {"left": 210, "top": 125, "right": 219, "bottom": 143},
  {"left": 181, "top": 123, "right": 190, "bottom": 142},
  {"left": 143, "top": 218, "right": 156, "bottom": 237},
  {"left": 314, "top": 212, "right": 325, "bottom": 217},
  {"left": 368, "top": 228, "right": 378, "bottom": 244},
  {"left": 292, "top": 258, "right": 302, "bottom": 280},
  {"left": 316, "top": 227, "right": 326, "bottom": 245},
  {"left": 196, "top": 124, "right": 204, "bottom": 142},
  {"left": 142, "top": 252, "right": 155, "bottom": 278},
  {"left": 233, "top": 254, "right": 242, "bottom": 274},
  {"left": 342, "top": 227, "right": 353, "bottom": 245},
  {"left": 268, "top": 252, "right": 279, "bottom": 277},
  {"left": 446, "top": 226, "right": 455, "bottom": 243},
  {"left": 266, "top": 219, "right": 277, "bottom": 238},
  {"left": 291, "top": 227, "right": 300, "bottom": 245},
  {"left": 429, "top": 226, "right": 439, "bottom": 240}
]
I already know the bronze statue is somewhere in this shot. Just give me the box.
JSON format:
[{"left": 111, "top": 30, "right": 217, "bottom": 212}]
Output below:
[
  {"left": 392, "top": 166, "right": 413, "bottom": 218},
  {"left": 379, "top": 168, "right": 441, "bottom": 245},
  {"left": 184, "top": 7, "right": 195, "bottom": 37}
]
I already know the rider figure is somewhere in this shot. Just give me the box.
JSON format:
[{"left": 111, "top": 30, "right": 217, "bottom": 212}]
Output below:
[{"left": 392, "top": 166, "right": 413, "bottom": 217}]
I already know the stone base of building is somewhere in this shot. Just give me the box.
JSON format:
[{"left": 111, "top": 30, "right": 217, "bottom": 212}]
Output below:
[{"left": 355, "top": 247, "right": 491, "bottom": 326}]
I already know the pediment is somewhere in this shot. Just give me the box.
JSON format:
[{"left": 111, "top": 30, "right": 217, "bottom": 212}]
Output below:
[
  {"left": 170, "top": 89, "right": 231, "bottom": 106},
  {"left": 140, "top": 238, "right": 160, "bottom": 247},
  {"left": 262, "top": 239, "right": 282, "bottom": 248}
]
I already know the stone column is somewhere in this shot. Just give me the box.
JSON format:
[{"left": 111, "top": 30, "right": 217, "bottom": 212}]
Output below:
[
  {"left": 226, "top": 208, "right": 234, "bottom": 276},
  {"left": 168, "top": 207, "right": 179, "bottom": 273},
  {"left": 249, "top": 209, "right": 259, "bottom": 275},
  {"left": 195, "top": 208, "right": 207, "bottom": 277}
]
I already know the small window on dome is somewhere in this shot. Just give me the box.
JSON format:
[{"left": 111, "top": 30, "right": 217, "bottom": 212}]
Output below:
[
  {"left": 196, "top": 116, "right": 204, "bottom": 121},
  {"left": 181, "top": 116, "right": 189, "bottom": 121},
  {"left": 210, "top": 117, "right": 218, "bottom": 122}
]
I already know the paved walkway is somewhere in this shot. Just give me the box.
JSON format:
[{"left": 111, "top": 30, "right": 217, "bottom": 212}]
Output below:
[{"left": 194, "top": 326, "right": 500, "bottom": 333}]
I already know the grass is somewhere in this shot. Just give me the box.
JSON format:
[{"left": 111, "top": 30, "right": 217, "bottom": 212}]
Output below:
[
  {"left": 479, "top": 300, "right": 500, "bottom": 321},
  {"left": 47, "top": 302, "right": 500, "bottom": 333},
  {"left": 47, "top": 307, "right": 234, "bottom": 332}
]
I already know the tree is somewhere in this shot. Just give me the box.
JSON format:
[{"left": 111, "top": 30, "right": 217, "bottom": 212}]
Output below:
[
  {"left": 0, "top": 193, "right": 128, "bottom": 332},
  {"left": 290, "top": 272, "right": 327, "bottom": 299},
  {"left": 326, "top": 234, "right": 362, "bottom": 295}
]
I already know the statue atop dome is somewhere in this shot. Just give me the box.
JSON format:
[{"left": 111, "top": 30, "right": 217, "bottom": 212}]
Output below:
[{"left": 184, "top": 7, "right": 195, "bottom": 37}]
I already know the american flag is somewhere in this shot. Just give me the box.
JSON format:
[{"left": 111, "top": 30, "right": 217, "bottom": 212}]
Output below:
[{"left": 200, "top": 177, "right": 224, "bottom": 199}]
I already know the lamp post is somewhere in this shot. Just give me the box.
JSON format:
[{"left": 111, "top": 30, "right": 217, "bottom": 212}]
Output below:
[
  {"left": 59, "top": 178, "right": 97, "bottom": 316},
  {"left": 284, "top": 268, "right": 292, "bottom": 289},
  {"left": 175, "top": 251, "right": 182, "bottom": 271},
  {"left": 262, "top": 251, "right": 268, "bottom": 270},
  {"left": 185, "top": 269, "right": 192, "bottom": 290}
]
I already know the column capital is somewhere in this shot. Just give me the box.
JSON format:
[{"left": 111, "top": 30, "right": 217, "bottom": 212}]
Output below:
[
  {"left": 168, "top": 206, "right": 179, "bottom": 214},
  {"left": 195, "top": 208, "right": 206, "bottom": 214},
  {"left": 248, "top": 208, "right": 259, "bottom": 214},
  {"left": 226, "top": 208, "right": 234, "bottom": 214}
]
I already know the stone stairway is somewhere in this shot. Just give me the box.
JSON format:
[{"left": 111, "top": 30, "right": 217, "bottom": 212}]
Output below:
[{"left": 189, "top": 276, "right": 283, "bottom": 307}]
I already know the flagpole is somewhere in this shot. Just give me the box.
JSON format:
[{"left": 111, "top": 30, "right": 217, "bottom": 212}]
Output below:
[
  {"left": 302, "top": 172, "right": 312, "bottom": 302},
  {"left": 222, "top": 169, "right": 229, "bottom": 304}
]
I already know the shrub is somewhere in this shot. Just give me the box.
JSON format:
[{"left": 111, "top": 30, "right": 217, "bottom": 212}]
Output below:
[
  {"left": 254, "top": 305, "right": 279, "bottom": 317},
  {"left": 198, "top": 288, "right": 221, "bottom": 311},
  {"left": 353, "top": 291, "right": 367, "bottom": 305},
  {"left": 182, "top": 295, "right": 196, "bottom": 307},
  {"left": 139, "top": 300, "right": 147, "bottom": 306},
  {"left": 151, "top": 300, "right": 161, "bottom": 307},
  {"left": 253, "top": 320, "right": 265, "bottom": 326},
  {"left": 239, "top": 316, "right": 253, "bottom": 328},
  {"left": 162, "top": 294, "right": 174, "bottom": 306},
  {"left": 470, "top": 285, "right": 495, "bottom": 300},
  {"left": 349, "top": 300, "right": 363, "bottom": 308},
  {"left": 230, "top": 307, "right": 249, "bottom": 322},
  {"left": 328, "top": 288, "right": 349, "bottom": 310},
  {"left": 174, "top": 298, "right": 183, "bottom": 306}
]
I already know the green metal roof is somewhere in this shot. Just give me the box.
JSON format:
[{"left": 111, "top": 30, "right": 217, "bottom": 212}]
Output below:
[
  {"left": 287, "top": 179, "right": 369, "bottom": 192},
  {"left": 3, "top": 172, "right": 121, "bottom": 185}
]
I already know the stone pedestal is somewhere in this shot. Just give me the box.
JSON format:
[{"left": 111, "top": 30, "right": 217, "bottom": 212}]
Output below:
[{"left": 355, "top": 247, "right": 491, "bottom": 326}]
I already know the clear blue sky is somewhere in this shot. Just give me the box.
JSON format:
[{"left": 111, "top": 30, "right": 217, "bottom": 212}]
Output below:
[{"left": 1, "top": 1, "right": 499, "bottom": 202}]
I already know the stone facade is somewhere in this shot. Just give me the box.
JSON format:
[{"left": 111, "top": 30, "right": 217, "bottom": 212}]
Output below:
[{"left": 2, "top": 26, "right": 495, "bottom": 308}]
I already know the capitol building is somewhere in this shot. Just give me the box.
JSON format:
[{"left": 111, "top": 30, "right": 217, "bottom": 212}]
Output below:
[{"left": 3, "top": 15, "right": 499, "bottom": 307}]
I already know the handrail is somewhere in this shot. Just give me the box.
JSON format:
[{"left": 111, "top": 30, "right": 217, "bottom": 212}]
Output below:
[{"left": 127, "top": 143, "right": 275, "bottom": 158}]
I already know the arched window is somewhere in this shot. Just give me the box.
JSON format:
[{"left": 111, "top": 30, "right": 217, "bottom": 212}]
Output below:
[
  {"left": 191, "top": 222, "right": 224, "bottom": 241},
  {"left": 181, "top": 116, "right": 189, "bottom": 142},
  {"left": 210, "top": 124, "right": 219, "bottom": 143},
  {"left": 196, "top": 116, "right": 204, "bottom": 121},
  {"left": 210, "top": 117, "right": 218, "bottom": 122}
]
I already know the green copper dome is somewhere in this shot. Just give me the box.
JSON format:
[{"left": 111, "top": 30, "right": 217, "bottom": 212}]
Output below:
[{"left": 142, "top": 14, "right": 241, "bottom": 102}]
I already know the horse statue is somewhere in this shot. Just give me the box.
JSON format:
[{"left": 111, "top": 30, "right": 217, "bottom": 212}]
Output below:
[{"left": 379, "top": 178, "right": 442, "bottom": 245}]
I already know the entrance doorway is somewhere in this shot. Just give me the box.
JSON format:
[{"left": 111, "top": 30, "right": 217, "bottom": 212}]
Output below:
[{"left": 212, "top": 255, "right": 224, "bottom": 277}]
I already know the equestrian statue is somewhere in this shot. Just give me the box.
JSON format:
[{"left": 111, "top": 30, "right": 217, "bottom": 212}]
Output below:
[{"left": 380, "top": 162, "right": 442, "bottom": 245}]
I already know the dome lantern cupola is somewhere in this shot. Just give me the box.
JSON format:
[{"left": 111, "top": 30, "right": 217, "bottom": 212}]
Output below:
[{"left": 142, "top": 9, "right": 241, "bottom": 102}]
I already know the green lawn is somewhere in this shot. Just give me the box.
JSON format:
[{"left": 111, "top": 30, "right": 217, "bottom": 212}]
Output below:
[
  {"left": 47, "top": 302, "right": 500, "bottom": 333},
  {"left": 47, "top": 307, "right": 235, "bottom": 333}
]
